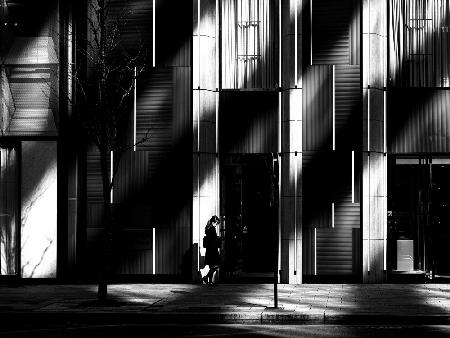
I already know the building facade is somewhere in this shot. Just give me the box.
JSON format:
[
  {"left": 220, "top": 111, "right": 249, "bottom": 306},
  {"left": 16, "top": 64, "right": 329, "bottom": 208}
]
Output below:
[{"left": 0, "top": 0, "right": 449, "bottom": 283}]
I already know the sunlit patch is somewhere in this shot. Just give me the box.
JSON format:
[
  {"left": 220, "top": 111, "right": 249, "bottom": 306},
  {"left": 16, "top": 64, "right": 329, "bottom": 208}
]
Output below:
[{"left": 21, "top": 141, "right": 57, "bottom": 278}]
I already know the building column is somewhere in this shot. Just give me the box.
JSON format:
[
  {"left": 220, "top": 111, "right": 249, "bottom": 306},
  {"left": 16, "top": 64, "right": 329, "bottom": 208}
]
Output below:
[
  {"left": 362, "top": 0, "right": 387, "bottom": 283},
  {"left": 192, "top": 0, "right": 219, "bottom": 280},
  {"left": 280, "top": 0, "right": 302, "bottom": 284}
]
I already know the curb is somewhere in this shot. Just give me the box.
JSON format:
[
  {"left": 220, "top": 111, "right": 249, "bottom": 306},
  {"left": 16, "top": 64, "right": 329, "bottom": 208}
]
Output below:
[{"left": 2, "top": 311, "right": 450, "bottom": 326}]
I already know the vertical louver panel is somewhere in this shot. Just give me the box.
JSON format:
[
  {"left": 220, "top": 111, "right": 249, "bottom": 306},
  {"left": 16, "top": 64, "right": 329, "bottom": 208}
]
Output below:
[
  {"left": 302, "top": 151, "right": 332, "bottom": 229},
  {"left": 312, "top": 0, "right": 352, "bottom": 65},
  {"left": 335, "top": 65, "right": 361, "bottom": 150},
  {"left": 316, "top": 228, "right": 354, "bottom": 275},
  {"left": 136, "top": 68, "right": 173, "bottom": 153},
  {"left": 303, "top": 65, "right": 333, "bottom": 151},
  {"left": 220, "top": 91, "right": 278, "bottom": 154},
  {"left": 108, "top": 0, "right": 153, "bottom": 51},
  {"left": 304, "top": 149, "right": 360, "bottom": 276},
  {"left": 349, "top": 0, "right": 360, "bottom": 65},
  {"left": 86, "top": 147, "right": 110, "bottom": 228},
  {"left": 388, "top": 89, "right": 450, "bottom": 153}
]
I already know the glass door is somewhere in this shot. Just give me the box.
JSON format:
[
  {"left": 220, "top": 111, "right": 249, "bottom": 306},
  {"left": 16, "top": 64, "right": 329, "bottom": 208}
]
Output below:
[
  {"left": 221, "top": 154, "right": 278, "bottom": 281},
  {"left": 429, "top": 158, "right": 450, "bottom": 278},
  {"left": 0, "top": 145, "right": 18, "bottom": 276},
  {"left": 388, "top": 156, "right": 450, "bottom": 279},
  {"left": 387, "top": 157, "right": 427, "bottom": 275}
]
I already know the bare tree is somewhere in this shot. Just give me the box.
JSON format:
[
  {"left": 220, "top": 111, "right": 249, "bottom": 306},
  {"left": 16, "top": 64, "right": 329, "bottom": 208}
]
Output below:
[{"left": 75, "top": 0, "right": 149, "bottom": 301}]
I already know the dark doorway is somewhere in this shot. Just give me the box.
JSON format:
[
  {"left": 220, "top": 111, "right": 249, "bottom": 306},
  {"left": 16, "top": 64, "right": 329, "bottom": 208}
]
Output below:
[
  {"left": 388, "top": 156, "right": 450, "bottom": 280},
  {"left": 221, "top": 154, "right": 278, "bottom": 282}
]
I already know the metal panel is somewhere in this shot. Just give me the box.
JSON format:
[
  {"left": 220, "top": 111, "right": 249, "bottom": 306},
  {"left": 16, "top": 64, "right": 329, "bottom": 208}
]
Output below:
[
  {"left": 303, "top": 65, "right": 333, "bottom": 151},
  {"left": 108, "top": 0, "right": 153, "bottom": 51},
  {"left": 316, "top": 228, "right": 353, "bottom": 275},
  {"left": 388, "top": 89, "right": 450, "bottom": 153},
  {"left": 111, "top": 65, "right": 191, "bottom": 275},
  {"left": 220, "top": 91, "right": 278, "bottom": 154},
  {"left": 86, "top": 147, "right": 110, "bottom": 228},
  {"left": 303, "top": 150, "right": 360, "bottom": 276},
  {"left": 302, "top": 151, "right": 332, "bottom": 229},
  {"left": 136, "top": 68, "right": 173, "bottom": 152},
  {"left": 156, "top": 0, "right": 192, "bottom": 67},
  {"left": 335, "top": 65, "right": 361, "bottom": 150},
  {"left": 312, "top": 0, "right": 352, "bottom": 65}
]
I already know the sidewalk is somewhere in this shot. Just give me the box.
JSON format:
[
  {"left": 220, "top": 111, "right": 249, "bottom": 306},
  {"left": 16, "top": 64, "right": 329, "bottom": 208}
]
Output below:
[{"left": 1, "top": 283, "right": 450, "bottom": 325}]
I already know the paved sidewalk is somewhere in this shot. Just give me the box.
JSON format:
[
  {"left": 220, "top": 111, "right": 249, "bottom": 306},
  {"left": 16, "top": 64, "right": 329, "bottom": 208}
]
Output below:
[{"left": 1, "top": 283, "right": 450, "bottom": 325}]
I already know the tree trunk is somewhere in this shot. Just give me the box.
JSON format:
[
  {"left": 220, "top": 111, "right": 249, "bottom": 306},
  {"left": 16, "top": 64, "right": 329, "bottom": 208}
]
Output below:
[{"left": 98, "top": 146, "right": 112, "bottom": 302}]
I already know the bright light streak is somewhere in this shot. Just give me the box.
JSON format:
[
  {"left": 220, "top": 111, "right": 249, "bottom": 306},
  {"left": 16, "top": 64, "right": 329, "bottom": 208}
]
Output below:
[
  {"left": 153, "top": 0, "right": 155, "bottom": 67},
  {"left": 153, "top": 227, "right": 156, "bottom": 274}
]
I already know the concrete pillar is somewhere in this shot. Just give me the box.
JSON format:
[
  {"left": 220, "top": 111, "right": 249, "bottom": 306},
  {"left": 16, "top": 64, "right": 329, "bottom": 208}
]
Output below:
[
  {"left": 280, "top": 0, "right": 302, "bottom": 284},
  {"left": 192, "top": 0, "right": 219, "bottom": 280},
  {"left": 362, "top": 0, "right": 387, "bottom": 283}
]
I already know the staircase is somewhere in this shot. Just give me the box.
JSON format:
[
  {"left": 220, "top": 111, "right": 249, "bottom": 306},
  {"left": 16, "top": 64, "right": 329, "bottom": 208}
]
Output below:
[{"left": 2, "top": 36, "right": 58, "bottom": 136}]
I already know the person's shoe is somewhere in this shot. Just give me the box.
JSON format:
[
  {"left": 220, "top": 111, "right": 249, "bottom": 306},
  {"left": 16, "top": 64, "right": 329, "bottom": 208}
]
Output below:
[{"left": 202, "top": 276, "right": 208, "bottom": 285}]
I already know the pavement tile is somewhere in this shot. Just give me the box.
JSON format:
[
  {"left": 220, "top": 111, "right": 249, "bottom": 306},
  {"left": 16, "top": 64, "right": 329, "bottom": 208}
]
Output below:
[{"left": 2, "top": 283, "right": 450, "bottom": 325}]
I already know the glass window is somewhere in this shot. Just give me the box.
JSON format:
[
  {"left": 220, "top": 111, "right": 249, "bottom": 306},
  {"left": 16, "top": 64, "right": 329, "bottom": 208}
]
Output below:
[
  {"left": 0, "top": 0, "right": 59, "bottom": 136},
  {"left": 221, "top": 0, "right": 278, "bottom": 89},
  {"left": 389, "top": 0, "right": 450, "bottom": 87},
  {"left": 0, "top": 145, "right": 18, "bottom": 276}
]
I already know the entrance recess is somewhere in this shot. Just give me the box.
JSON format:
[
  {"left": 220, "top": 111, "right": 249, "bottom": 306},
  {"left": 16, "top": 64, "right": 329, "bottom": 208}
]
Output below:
[
  {"left": 388, "top": 156, "right": 450, "bottom": 280},
  {"left": 221, "top": 154, "right": 278, "bottom": 282}
]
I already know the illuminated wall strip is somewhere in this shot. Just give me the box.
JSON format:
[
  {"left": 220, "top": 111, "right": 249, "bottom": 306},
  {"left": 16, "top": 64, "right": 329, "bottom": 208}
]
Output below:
[
  {"left": 277, "top": 92, "right": 281, "bottom": 279},
  {"left": 198, "top": 0, "right": 201, "bottom": 89},
  {"left": 216, "top": 0, "right": 219, "bottom": 90},
  {"left": 367, "top": 88, "right": 370, "bottom": 151},
  {"left": 152, "top": 0, "right": 155, "bottom": 67},
  {"left": 197, "top": 0, "right": 201, "bottom": 272},
  {"left": 332, "top": 65, "right": 335, "bottom": 150},
  {"left": 295, "top": 0, "right": 298, "bottom": 86},
  {"left": 331, "top": 202, "right": 335, "bottom": 228},
  {"left": 383, "top": 154, "right": 387, "bottom": 271},
  {"left": 367, "top": 88, "right": 370, "bottom": 152},
  {"left": 215, "top": 92, "right": 219, "bottom": 155},
  {"left": 294, "top": 153, "right": 298, "bottom": 273},
  {"left": 110, "top": 151, "right": 114, "bottom": 202},
  {"left": 351, "top": 150, "right": 355, "bottom": 203},
  {"left": 310, "top": 0, "right": 313, "bottom": 65},
  {"left": 152, "top": 228, "right": 156, "bottom": 274},
  {"left": 314, "top": 227, "right": 317, "bottom": 275},
  {"left": 279, "top": 0, "right": 281, "bottom": 88},
  {"left": 133, "top": 67, "right": 137, "bottom": 151},
  {"left": 383, "top": 90, "right": 387, "bottom": 153},
  {"left": 367, "top": 153, "right": 370, "bottom": 273},
  {"left": 278, "top": 0, "right": 281, "bottom": 154}
]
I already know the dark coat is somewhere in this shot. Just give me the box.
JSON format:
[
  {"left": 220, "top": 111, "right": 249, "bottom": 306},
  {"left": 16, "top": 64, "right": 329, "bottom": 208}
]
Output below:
[{"left": 204, "top": 225, "right": 220, "bottom": 266}]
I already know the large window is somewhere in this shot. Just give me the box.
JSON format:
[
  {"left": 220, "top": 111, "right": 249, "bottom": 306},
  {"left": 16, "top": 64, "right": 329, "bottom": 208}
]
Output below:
[
  {"left": 389, "top": 0, "right": 450, "bottom": 87},
  {"left": 221, "top": 0, "right": 278, "bottom": 89},
  {"left": 0, "top": 145, "right": 18, "bottom": 276}
]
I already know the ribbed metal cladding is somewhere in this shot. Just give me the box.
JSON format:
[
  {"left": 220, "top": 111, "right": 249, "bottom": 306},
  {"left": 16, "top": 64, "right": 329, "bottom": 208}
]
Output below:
[
  {"left": 335, "top": 65, "right": 361, "bottom": 150},
  {"left": 86, "top": 148, "right": 110, "bottom": 228},
  {"left": 302, "top": 151, "right": 332, "bottom": 229},
  {"left": 311, "top": 0, "right": 352, "bottom": 65},
  {"left": 316, "top": 228, "right": 353, "bottom": 275},
  {"left": 108, "top": 0, "right": 153, "bottom": 51},
  {"left": 303, "top": 149, "right": 360, "bottom": 275},
  {"left": 114, "top": 150, "right": 149, "bottom": 207},
  {"left": 136, "top": 68, "right": 173, "bottom": 153},
  {"left": 388, "top": 89, "right": 450, "bottom": 153},
  {"left": 303, "top": 65, "right": 333, "bottom": 151},
  {"left": 220, "top": 91, "right": 278, "bottom": 154},
  {"left": 350, "top": 0, "right": 360, "bottom": 65}
]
